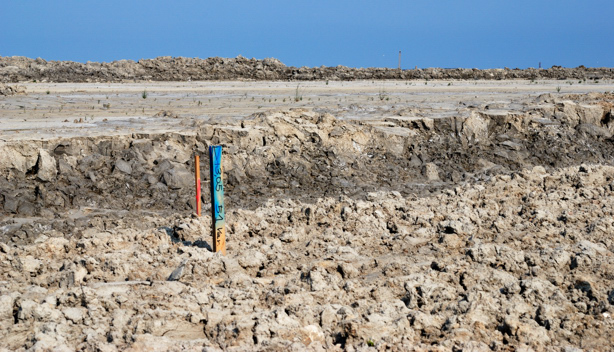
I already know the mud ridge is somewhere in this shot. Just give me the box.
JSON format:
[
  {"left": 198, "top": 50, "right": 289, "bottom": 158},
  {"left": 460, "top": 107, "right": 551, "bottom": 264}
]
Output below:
[{"left": 1, "top": 56, "right": 614, "bottom": 83}]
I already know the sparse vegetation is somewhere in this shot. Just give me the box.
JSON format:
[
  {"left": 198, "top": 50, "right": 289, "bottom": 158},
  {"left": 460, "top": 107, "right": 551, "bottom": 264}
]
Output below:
[
  {"left": 142, "top": 90, "right": 148, "bottom": 99},
  {"left": 295, "top": 84, "right": 303, "bottom": 102},
  {"left": 378, "top": 87, "right": 389, "bottom": 101}
]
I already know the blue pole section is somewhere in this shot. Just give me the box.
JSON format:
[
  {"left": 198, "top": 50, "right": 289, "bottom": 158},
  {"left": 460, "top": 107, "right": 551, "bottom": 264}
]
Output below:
[{"left": 209, "top": 145, "right": 226, "bottom": 255}]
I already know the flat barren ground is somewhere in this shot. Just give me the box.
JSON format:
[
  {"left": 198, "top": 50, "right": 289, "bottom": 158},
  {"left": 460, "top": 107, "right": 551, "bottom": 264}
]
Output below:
[
  {"left": 1, "top": 80, "right": 614, "bottom": 351},
  {"left": 2, "top": 79, "right": 613, "bottom": 140}
]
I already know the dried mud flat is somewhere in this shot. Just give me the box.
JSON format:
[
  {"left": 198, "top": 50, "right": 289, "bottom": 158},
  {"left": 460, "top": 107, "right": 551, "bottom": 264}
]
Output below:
[{"left": 1, "top": 81, "right": 614, "bottom": 351}]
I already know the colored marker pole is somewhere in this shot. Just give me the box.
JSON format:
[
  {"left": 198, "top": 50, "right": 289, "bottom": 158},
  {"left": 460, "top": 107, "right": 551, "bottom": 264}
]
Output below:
[
  {"left": 194, "top": 155, "right": 201, "bottom": 216},
  {"left": 209, "top": 146, "right": 226, "bottom": 255}
]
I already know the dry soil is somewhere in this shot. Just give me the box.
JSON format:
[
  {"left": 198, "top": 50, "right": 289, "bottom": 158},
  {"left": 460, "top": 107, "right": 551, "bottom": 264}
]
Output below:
[{"left": 1, "top": 80, "right": 614, "bottom": 351}]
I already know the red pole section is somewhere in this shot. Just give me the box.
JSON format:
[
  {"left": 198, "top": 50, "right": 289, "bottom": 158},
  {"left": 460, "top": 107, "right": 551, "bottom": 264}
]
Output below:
[{"left": 195, "top": 154, "right": 201, "bottom": 216}]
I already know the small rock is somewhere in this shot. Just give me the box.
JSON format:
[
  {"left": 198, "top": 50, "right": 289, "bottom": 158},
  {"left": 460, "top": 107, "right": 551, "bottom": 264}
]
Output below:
[
  {"left": 439, "top": 233, "right": 462, "bottom": 248},
  {"left": 63, "top": 307, "right": 84, "bottom": 323},
  {"left": 410, "top": 311, "right": 442, "bottom": 331},
  {"left": 162, "top": 166, "right": 193, "bottom": 189},
  {"left": 320, "top": 305, "right": 339, "bottom": 328},
  {"left": 167, "top": 259, "right": 188, "bottom": 281},
  {"left": 280, "top": 232, "right": 298, "bottom": 243},
  {"left": 308, "top": 269, "right": 328, "bottom": 291},
  {"left": 516, "top": 321, "right": 550, "bottom": 344},
  {"left": 0, "top": 295, "right": 14, "bottom": 320},
  {"left": 421, "top": 118, "right": 434, "bottom": 130},
  {"left": 298, "top": 325, "right": 325, "bottom": 346},
  {"left": 21, "top": 256, "right": 42, "bottom": 273},
  {"left": 238, "top": 250, "right": 266, "bottom": 269},
  {"left": 340, "top": 206, "right": 352, "bottom": 221},
  {"left": 114, "top": 159, "right": 132, "bottom": 174},
  {"left": 17, "top": 299, "right": 37, "bottom": 322},
  {"left": 36, "top": 149, "right": 57, "bottom": 182},
  {"left": 438, "top": 220, "right": 467, "bottom": 235},
  {"left": 422, "top": 163, "right": 440, "bottom": 181},
  {"left": 338, "top": 263, "right": 359, "bottom": 279}
]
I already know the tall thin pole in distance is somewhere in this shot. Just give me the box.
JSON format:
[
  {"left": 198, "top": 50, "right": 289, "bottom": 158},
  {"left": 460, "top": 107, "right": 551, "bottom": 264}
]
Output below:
[{"left": 398, "top": 51, "right": 401, "bottom": 70}]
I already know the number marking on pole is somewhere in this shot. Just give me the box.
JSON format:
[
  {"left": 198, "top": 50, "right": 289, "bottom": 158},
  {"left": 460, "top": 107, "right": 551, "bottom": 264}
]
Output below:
[{"left": 209, "top": 146, "right": 226, "bottom": 255}]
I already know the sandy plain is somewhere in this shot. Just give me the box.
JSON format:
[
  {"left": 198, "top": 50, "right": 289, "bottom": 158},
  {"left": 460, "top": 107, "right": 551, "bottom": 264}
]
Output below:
[{"left": 2, "top": 79, "right": 612, "bottom": 140}]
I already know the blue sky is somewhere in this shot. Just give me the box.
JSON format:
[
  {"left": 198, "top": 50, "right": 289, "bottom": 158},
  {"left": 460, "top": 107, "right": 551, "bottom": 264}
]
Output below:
[{"left": 1, "top": 1, "right": 612, "bottom": 69}]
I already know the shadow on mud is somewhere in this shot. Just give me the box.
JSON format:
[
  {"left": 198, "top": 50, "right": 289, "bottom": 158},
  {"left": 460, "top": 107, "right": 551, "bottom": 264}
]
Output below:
[{"left": 2, "top": 102, "right": 614, "bottom": 244}]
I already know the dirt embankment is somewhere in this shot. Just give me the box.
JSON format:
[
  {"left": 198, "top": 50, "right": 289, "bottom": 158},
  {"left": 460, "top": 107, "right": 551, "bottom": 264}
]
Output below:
[
  {"left": 1, "top": 94, "right": 614, "bottom": 350},
  {"left": 1, "top": 56, "right": 613, "bottom": 83},
  {"left": 2, "top": 94, "right": 614, "bottom": 219},
  {"left": 0, "top": 83, "right": 26, "bottom": 96}
]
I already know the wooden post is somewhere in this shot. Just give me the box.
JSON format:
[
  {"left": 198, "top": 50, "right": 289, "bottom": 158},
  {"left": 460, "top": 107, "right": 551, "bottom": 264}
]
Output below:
[
  {"left": 398, "top": 51, "right": 401, "bottom": 70},
  {"left": 194, "top": 155, "right": 201, "bottom": 216},
  {"left": 209, "top": 146, "right": 226, "bottom": 255}
]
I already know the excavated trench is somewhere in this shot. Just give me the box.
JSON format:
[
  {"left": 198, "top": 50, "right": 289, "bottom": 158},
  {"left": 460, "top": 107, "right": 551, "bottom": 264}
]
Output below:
[
  {"left": 2, "top": 94, "right": 614, "bottom": 350},
  {"left": 2, "top": 98, "right": 614, "bottom": 243}
]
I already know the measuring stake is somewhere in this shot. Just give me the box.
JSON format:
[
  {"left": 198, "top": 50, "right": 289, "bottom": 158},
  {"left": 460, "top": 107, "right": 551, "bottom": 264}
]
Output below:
[
  {"left": 194, "top": 154, "right": 201, "bottom": 216},
  {"left": 209, "top": 145, "right": 226, "bottom": 255}
]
